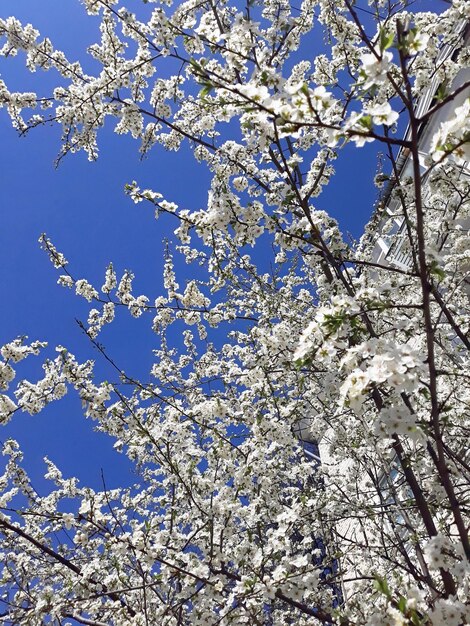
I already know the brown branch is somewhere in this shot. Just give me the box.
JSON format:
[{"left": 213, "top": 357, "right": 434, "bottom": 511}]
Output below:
[{"left": 0, "top": 518, "right": 136, "bottom": 618}]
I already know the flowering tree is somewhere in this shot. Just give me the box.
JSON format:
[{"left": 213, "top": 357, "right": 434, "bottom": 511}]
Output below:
[{"left": 0, "top": 0, "right": 469, "bottom": 624}]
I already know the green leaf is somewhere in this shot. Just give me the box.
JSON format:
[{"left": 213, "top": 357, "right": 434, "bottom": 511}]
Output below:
[
  {"left": 374, "top": 575, "right": 391, "bottom": 599},
  {"left": 199, "top": 84, "right": 214, "bottom": 98},
  {"left": 358, "top": 115, "right": 372, "bottom": 130},
  {"left": 429, "top": 261, "right": 445, "bottom": 281},
  {"left": 380, "top": 28, "right": 395, "bottom": 51},
  {"left": 397, "top": 595, "right": 407, "bottom": 614},
  {"left": 435, "top": 84, "right": 448, "bottom": 102}
]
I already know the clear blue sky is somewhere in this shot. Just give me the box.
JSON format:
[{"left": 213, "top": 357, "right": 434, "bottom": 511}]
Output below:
[{"left": 0, "top": 0, "right": 383, "bottom": 492}]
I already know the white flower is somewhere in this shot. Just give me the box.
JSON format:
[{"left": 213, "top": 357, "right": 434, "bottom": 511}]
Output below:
[
  {"left": 237, "top": 83, "right": 271, "bottom": 104},
  {"left": 424, "top": 535, "right": 455, "bottom": 570},
  {"left": 429, "top": 599, "right": 467, "bottom": 626},
  {"left": 58, "top": 275, "right": 74, "bottom": 288},
  {"left": 233, "top": 176, "right": 248, "bottom": 191},
  {"left": 0, "top": 394, "right": 17, "bottom": 423},
  {"left": 1, "top": 338, "right": 47, "bottom": 362},
  {"left": 344, "top": 112, "right": 375, "bottom": 147},
  {"left": 367, "top": 102, "right": 399, "bottom": 126},
  {"left": 311, "top": 85, "right": 333, "bottom": 108},
  {"left": 293, "top": 320, "right": 318, "bottom": 362},
  {"left": 360, "top": 50, "right": 393, "bottom": 88},
  {"left": 430, "top": 99, "right": 470, "bottom": 164},
  {"left": 0, "top": 363, "right": 15, "bottom": 390},
  {"left": 101, "top": 263, "right": 116, "bottom": 293},
  {"left": 406, "top": 30, "right": 429, "bottom": 54},
  {"left": 75, "top": 279, "right": 98, "bottom": 302}
]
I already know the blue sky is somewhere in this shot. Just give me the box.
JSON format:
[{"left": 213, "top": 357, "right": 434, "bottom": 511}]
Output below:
[{"left": 0, "top": 0, "right": 382, "bottom": 492}]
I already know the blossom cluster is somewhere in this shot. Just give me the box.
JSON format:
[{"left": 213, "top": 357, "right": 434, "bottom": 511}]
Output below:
[{"left": 0, "top": 0, "right": 469, "bottom": 624}]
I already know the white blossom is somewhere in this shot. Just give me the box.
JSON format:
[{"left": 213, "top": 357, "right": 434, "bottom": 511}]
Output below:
[{"left": 0, "top": 3, "right": 468, "bottom": 624}]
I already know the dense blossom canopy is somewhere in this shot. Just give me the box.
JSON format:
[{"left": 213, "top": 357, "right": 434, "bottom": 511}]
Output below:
[{"left": 0, "top": 0, "right": 469, "bottom": 624}]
